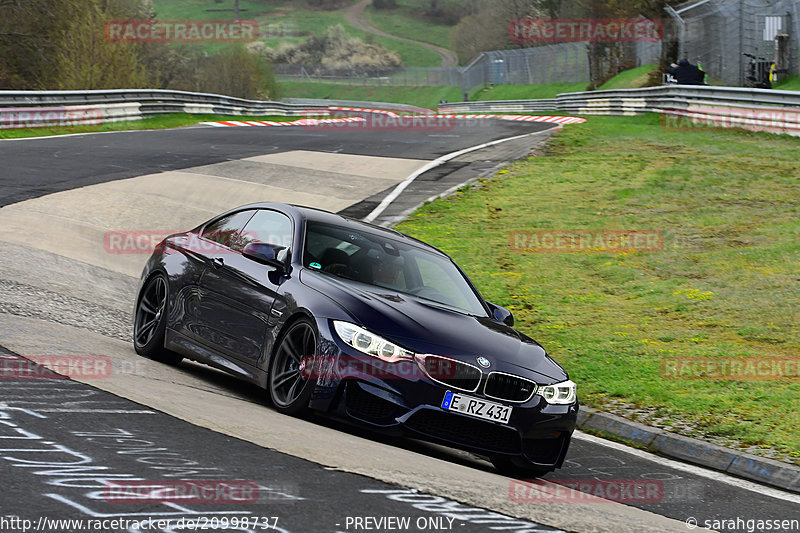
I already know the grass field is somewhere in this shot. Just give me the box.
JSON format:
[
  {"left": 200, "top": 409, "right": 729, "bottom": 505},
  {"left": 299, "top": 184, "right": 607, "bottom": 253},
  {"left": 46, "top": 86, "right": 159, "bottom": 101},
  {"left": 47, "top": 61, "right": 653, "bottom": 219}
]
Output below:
[
  {"left": 364, "top": 0, "right": 453, "bottom": 50},
  {"left": 150, "top": 0, "right": 441, "bottom": 66},
  {"left": 279, "top": 81, "right": 461, "bottom": 109},
  {"left": 774, "top": 75, "right": 800, "bottom": 91},
  {"left": 0, "top": 114, "right": 291, "bottom": 139},
  {"left": 598, "top": 64, "right": 658, "bottom": 90},
  {"left": 279, "top": 81, "right": 594, "bottom": 108},
  {"left": 396, "top": 115, "right": 800, "bottom": 462},
  {"left": 470, "top": 83, "right": 589, "bottom": 100},
  {"left": 148, "top": 0, "right": 287, "bottom": 53}
]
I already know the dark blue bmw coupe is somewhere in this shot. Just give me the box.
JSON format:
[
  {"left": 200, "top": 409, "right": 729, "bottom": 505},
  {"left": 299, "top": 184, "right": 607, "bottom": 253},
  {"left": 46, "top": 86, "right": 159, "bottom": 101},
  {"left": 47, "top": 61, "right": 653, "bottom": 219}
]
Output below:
[{"left": 133, "top": 203, "right": 578, "bottom": 476}]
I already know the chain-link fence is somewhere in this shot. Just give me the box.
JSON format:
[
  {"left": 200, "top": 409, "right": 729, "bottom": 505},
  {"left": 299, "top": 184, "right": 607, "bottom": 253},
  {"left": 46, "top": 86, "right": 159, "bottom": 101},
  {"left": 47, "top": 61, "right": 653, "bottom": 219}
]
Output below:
[
  {"left": 275, "top": 2, "right": 800, "bottom": 91},
  {"left": 274, "top": 64, "right": 464, "bottom": 87},
  {"left": 668, "top": 0, "right": 800, "bottom": 86},
  {"left": 275, "top": 40, "right": 660, "bottom": 91},
  {"left": 464, "top": 43, "right": 591, "bottom": 87}
]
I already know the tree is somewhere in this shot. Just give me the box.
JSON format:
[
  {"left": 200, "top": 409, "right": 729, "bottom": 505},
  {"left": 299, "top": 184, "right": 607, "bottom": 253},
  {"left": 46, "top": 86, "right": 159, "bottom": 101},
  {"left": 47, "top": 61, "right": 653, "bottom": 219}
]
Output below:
[
  {"left": 0, "top": 0, "right": 60, "bottom": 88},
  {"left": 0, "top": 0, "right": 154, "bottom": 89},
  {"left": 53, "top": 0, "right": 148, "bottom": 89},
  {"left": 564, "top": 0, "right": 676, "bottom": 88},
  {"left": 451, "top": 0, "right": 679, "bottom": 86},
  {"left": 452, "top": 0, "right": 548, "bottom": 63},
  {"left": 198, "top": 46, "right": 279, "bottom": 99}
]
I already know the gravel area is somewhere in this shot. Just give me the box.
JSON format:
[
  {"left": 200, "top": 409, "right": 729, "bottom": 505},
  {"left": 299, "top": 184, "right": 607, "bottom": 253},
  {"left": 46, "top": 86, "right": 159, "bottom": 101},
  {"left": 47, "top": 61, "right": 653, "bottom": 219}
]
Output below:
[{"left": 0, "top": 278, "right": 131, "bottom": 342}]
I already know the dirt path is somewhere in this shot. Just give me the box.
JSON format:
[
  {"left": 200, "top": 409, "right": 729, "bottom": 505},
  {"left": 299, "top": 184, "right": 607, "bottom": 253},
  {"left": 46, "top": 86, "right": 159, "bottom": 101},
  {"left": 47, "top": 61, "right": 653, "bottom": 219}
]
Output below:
[{"left": 344, "top": 0, "right": 459, "bottom": 67}]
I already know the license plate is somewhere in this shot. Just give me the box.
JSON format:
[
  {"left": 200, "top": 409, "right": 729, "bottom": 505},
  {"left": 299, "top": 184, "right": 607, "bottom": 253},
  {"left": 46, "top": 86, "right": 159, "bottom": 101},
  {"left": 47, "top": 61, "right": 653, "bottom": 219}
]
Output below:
[{"left": 441, "top": 391, "right": 512, "bottom": 424}]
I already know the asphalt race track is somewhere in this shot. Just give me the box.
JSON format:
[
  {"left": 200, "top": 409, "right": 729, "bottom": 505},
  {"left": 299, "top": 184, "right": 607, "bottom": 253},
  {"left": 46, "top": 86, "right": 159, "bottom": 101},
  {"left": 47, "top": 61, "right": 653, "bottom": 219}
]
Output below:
[
  {"left": 0, "top": 120, "right": 553, "bottom": 207},
  {"left": 1, "top": 121, "right": 798, "bottom": 533},
  {"left": 0, "top": 346, "right": 562, "bottom": 533}
]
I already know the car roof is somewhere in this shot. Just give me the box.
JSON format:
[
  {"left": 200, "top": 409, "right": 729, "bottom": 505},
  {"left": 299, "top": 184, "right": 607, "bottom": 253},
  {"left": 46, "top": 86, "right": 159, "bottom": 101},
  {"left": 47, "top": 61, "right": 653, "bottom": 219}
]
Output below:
[{"left": 232, "top": 202, "right": 449, "bottom": 257}]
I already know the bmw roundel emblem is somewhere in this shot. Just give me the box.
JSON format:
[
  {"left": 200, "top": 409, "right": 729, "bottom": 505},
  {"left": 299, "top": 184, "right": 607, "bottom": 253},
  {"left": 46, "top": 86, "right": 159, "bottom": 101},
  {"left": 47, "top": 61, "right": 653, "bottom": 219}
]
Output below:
[{"left": 477, "top": 357, "right": 491, "bottom": 368}]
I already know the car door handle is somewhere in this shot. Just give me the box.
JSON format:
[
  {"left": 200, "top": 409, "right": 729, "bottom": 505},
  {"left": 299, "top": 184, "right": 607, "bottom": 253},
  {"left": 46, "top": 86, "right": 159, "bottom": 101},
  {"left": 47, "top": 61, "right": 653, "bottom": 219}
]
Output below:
[{"left": 211, "top": 257, "right": 224, "bottom": 269}]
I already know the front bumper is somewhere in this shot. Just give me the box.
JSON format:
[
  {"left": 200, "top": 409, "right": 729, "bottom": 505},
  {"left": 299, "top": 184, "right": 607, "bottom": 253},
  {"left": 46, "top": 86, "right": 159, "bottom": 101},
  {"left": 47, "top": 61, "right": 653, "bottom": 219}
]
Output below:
[
  {"left": 342, "top": 381, "right": 576, "bottom": 469},
  {"left": 308, "top": 323, "right": 578, "bottom": 470}
]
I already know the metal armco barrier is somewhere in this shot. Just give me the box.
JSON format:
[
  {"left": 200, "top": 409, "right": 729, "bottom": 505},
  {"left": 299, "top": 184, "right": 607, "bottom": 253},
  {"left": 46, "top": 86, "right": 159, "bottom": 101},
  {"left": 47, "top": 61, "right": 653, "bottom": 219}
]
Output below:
[
  {"left": 3, "top": 86, "right": 800, "bottom": 135},
  {"left": 0, "top": 89, "right": 330, "bottom": 129},
  {"left": 441, "top": 85, "right": 800, "bottom": 136},
  {"left": 436, "top": 99, "right": 558, "bottom": 114}
]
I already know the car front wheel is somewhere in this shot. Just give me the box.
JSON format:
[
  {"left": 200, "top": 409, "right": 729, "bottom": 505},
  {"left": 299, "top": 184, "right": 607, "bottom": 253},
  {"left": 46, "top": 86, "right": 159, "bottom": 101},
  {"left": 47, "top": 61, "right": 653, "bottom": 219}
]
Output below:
[
  {"left": 133, "top": 273, "right": 182, "bottom": 365},
  {"left": 268, "top": 318, "right": 317, "bottom": 416}
]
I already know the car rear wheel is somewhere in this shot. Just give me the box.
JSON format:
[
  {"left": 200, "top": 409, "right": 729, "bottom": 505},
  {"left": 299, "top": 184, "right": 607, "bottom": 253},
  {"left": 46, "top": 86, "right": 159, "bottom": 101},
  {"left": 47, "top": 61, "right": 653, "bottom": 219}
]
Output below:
[
  {"left": 269, "top": 319, "right": 317, "bottom": 416},
  {"left": 134, "top": 274, "right": 182, "bottom": 365}
]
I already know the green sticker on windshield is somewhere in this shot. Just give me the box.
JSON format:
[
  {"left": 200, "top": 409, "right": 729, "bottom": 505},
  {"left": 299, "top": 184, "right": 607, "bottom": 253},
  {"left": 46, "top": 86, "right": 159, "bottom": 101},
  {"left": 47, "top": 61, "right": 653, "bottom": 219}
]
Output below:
[{"left": 310, "top": 262, "right": 322, "bottom": 270}]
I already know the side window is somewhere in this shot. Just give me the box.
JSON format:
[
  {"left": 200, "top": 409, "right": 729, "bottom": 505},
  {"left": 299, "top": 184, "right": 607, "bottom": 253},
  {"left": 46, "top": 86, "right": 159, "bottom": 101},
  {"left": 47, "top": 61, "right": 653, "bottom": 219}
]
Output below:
[
  {"left": 241, "top": 210, "right": 293, "bottom": 261},
  {"left": 201, "top": 210, "right": 255, "bottom": 251}
]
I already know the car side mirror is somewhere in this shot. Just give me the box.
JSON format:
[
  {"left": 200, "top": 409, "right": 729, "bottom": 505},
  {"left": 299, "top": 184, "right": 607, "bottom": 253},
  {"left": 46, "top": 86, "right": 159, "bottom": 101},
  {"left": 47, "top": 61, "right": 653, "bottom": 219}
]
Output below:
[
  {"left": 488, "top": 302, "right": 514, "bottom": 327},
  {"left": 243, "top": 242, "right": 287, "bottom": 271}
]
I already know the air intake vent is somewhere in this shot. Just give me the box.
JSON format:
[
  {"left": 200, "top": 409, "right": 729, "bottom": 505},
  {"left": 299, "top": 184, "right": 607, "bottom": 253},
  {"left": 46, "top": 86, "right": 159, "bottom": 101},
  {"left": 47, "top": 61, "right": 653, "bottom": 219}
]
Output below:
[
  {"left": 416, "top": 355, "right": 482, "bottom": 392},
  {"left": 405, "top": 409, "right": 521, "bottom": 453},
  {"left": 484, "top": 372, "right": 537, "bottom": 403}
]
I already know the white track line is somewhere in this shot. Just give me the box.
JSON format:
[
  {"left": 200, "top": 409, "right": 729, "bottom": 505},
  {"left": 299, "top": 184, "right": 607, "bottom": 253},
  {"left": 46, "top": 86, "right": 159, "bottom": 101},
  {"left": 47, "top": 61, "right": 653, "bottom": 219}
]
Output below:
[
  {"left": 573, "top": 430, "right": 800, "bottom": 504},
  {"left": 362, "top": 128, "right": 556, "bottom": 224},
  {"left": 0, "top": 126, "right": 212, "bottom": 142}
]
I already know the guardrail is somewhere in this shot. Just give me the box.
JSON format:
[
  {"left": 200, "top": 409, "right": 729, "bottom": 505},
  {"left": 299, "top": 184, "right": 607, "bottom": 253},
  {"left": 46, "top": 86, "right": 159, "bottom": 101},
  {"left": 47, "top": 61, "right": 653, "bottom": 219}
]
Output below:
[
  {"left": 0, "top": 89, "right": 330, "bottom": 129},
  {"left": 435, "top": 99, "right": 558, "bottom": 114},
  {"left": 3, "top": 86, "right": 800, "bottom": 135},
  {"left": 440, "top": 85, "right": 800, "bottom": 136}
]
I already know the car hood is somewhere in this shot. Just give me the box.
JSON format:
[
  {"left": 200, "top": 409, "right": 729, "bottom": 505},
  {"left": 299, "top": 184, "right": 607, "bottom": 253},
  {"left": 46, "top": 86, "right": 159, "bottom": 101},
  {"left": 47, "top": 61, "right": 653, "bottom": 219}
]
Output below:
[{"left": 299, "top": 270, "right": 567, "bottom": 382}]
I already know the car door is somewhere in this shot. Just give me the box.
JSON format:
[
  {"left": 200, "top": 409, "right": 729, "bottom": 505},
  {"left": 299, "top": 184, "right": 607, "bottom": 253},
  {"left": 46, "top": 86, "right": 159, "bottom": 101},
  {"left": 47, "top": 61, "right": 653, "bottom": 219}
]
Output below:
[
  {"left": 197, "top": 209, "right": 294, "bottom": 368},
  {"left": 179, "top": 209, "right": 255, "bottom": 344}
]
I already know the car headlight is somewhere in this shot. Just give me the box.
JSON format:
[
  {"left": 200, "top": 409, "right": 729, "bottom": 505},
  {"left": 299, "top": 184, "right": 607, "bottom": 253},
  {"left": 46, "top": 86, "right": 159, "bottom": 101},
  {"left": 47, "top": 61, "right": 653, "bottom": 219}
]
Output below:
[
  {"left": 538, "top": 380, "right": 577, "bottom": 405},
  {"left": 333, "top": 321, "right": 415, "bottom": 363}
]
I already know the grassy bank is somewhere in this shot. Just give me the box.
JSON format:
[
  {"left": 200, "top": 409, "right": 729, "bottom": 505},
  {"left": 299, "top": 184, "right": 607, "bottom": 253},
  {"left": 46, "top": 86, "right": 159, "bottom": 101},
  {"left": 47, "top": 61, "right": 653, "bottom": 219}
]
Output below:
[
  {"left": 396, "top": 115, "right": 800, "bottom": 462},
  {"left": 0, "top": 114, "right": 291, "bottom": 139},
  {"left": 279, "top": 81, "right": 594, "bottom": 109},
  {"left": 150, "top": 0, "right": 441, "bottom": 66},
  {"left": 365, "top": 1, "right": 453, "bottom": 50},
  {"left": 598, "top": 64, "right": 658, "bottom": 90},
  {"left": 774, "top": 75, "right": 800, "bottom": 91},
  {"left": 470, "top": 83, "right": 589, "bottom": 100},
  {"left": 279, "top": 81, "right": 461, "bottom": 109}
]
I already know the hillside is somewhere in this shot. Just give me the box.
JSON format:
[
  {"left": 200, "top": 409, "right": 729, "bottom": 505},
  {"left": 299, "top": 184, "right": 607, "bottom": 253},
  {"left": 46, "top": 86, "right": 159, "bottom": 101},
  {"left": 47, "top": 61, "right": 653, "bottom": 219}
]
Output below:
[{"left": 149, "top": 0, "right": 450, "bottom": 67}]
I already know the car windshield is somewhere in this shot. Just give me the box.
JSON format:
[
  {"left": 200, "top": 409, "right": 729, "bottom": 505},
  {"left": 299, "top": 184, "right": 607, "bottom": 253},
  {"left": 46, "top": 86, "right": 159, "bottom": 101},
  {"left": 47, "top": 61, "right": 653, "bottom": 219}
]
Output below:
[{"left": 304, "top": 221, "right": 488, "bottom": 317}]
